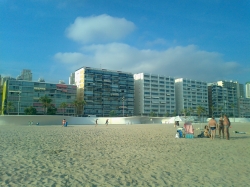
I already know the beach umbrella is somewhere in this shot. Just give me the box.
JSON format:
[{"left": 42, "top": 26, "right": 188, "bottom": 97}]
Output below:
[{"left": 174, "top": 116, "right": 182, "bottom": 121}]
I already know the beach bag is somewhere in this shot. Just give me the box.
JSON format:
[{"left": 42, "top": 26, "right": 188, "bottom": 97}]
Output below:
[{"left": 175, "top": 133, "right": 179, "bottom": 138}]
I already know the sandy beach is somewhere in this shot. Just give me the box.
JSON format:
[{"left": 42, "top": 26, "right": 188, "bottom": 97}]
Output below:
[{"left": 1, "top": 123, "right": 250, "bottom": 186}]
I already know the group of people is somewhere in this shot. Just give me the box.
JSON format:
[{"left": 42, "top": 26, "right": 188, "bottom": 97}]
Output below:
[
  {"left": 208, "top": 114, "right": 231, "bottom": 140},
  {"left": 95, "top": 119, "right": 109, "bottom": 127}
]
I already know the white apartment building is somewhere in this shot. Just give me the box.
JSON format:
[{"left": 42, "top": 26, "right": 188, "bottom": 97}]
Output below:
[
  {"left": 246, "top": 82, "right": 250, "bottom": 98},
  {"left": 175, "top": 78, "right": 208, "bottom": 116},
  {"left": 134, "top": 73, "right": 175, "bottom": 116}
]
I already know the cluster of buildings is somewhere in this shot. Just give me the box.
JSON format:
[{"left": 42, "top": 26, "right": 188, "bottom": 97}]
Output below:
[{"left": 1, "top": 68, "right": 250, "bottom": 118}]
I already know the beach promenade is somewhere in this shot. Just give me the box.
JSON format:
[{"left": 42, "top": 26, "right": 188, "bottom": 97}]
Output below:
[{"left": 0, "top": 123, "right": 250, "bottom": 186}]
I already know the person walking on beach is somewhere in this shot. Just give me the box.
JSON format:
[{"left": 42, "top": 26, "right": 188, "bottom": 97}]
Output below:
[
  {"left": 105, "top": 119, "right": 109, "bottom": 126},
  {"left": 218, "top": 116, "right": 224, "bottom": 138},
  {"left": 62, "top": 119, "right": 66, "bottom": 127},
  {"left": 95, "top": 119, "right": 98, "bottom": 127},
  {"left": 208, "top": 117, "right": 217, "bottom": 140},
  {"left": 223, "top": 114, "right": 231, "bottom": 140}
]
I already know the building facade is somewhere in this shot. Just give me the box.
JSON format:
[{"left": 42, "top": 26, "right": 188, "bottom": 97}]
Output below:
[
  {"left": 217, "top": 80, "right": 245, "bottom": 98},
  {"left": 238, "top": 97, "right": 250, "bottom": 118},
  {"left": 134, "top": 73, "right": 175, "bottom": 116},
  {"left": 208, "top": 83, "right": 238, "bottom": 117},
  {"left": 74, "top": 67, "right": 134, "bottom": 117},
  {"left": 1, "top": 80, "right": 77, "bottom": 115},
  {"left": 246, "top": 82, "right": 250, "bottom": 98},
  {"left": 175, "top": 78, "right": 208, "bottom": 116}
]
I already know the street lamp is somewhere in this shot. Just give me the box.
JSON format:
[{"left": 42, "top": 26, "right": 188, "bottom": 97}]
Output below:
[
  {"left": 18, "top": 91, "right": 21, "bottom": 115},
  {"left": 121, "top": 96, "right": 125, "bottom": 117}
]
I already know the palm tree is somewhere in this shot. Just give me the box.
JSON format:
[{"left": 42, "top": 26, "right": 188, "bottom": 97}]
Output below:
[
  {"left": 109, "top": 110, "right": 116, "bottom": 117},
  {"left": 72, "top": 99, "right": 86, "bottom": 116},
  {"left": 218, "top": 106, "right": 223, "bottom": 117},
  {"left": 196, "top": 105, "right": 205, "bottom": 123},
  {"left": 230, "top": 103, "right": 235, "bottom": 122},
  {"left": 24, "top": 106, "right": 37, "bottom": 115},
  {"left": 7, "top": 102, "right": 15, "bottom": 115},
  {"left": 188, "top": 107, "right": 194, "bottom": 117},
  {"left": 210, "top": 105, "right": 215, "bottom": 117},
  {"left": 60, "top": 102, "right": 68, "bottom": 116},
  {"left": 39, "top": 95, "right": 52, "bottom": 114}
]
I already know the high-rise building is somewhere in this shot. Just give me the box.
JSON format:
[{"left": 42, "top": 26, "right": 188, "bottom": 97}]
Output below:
[
  {"left": 175, "top": 78, "right": 208, "bottom": 116},
  {"left": 134, "top": 73, "right": 176, "bottom": 116},
  {"left": 1, "top": 80, "right": 77, "bottom": 115},
  {"left": 246, "top": 82, "right": 250, "bottom": 98},
  {"left": 208, "top": 83, "right": 238, "bottom": 117},
  {"left": 69, "top": 73, "right": 75, "bottom": 85},
  {"left": 238, "top": 97, "right": 250, "bottom": 118},
  {"left": 17, "top": 69, "right": 32, "bottom": 81},
  {"left": 217, "top": 80, "right": 244, "bottom": 98},
  {"left": 73, "top": 67, "right": 134, "bottom": 117}
]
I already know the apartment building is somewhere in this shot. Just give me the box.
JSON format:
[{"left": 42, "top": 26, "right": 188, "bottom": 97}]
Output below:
[
  {"left": 208, "top": 83, "right": 238, "bottom": 117},
  {"left": 74, "top": 67, "right": 134, "bottom": 117},
  {"left": 238, "top": 97, "right": 250, "bottom": 118},
  {"left": 246, "top": 82, "right": 250, "bottom": 98},
  {"left": 1, "top": 80, "right": 76, "bottom": 115},
  {"left": 217, "top": 80, "right": 245, "bottom": 98},
  {"left": 175, "top": 78, "right": 208, "bottom": 116},
  {"left": 134, "top": 73, "right": 175, "bottom": 116}
]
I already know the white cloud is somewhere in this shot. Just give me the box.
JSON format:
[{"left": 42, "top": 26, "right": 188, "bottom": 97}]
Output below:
[
  {"left": 65, "top": 14, "right": 136, "bottom": 44},
  {"left": 54, "top": 43, "right": 242, "bottom": 82}
]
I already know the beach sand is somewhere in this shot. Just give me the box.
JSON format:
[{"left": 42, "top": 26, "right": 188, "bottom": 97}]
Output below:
[{"left": 0, "top": 123, "right": 250, "bottom": 186}]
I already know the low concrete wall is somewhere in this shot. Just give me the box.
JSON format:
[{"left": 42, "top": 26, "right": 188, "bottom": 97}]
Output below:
[
  {"left": 0, "top": 115, "right": 249, "bottom": 126},
  {"left": 0, "top": 115, "right": 168, "bottom": 126}
]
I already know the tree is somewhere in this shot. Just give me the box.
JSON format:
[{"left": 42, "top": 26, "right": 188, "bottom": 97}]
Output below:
[
  {"left": 181, "top": 108, "right": 188, "bottom": 118},
  {"left": 109, "top": 110, "right": 116, "bottom": 117},
  {"left": 72, "top": 99, "right": 86, "bottom": 116},
  {"left": 171, "top": 110, "right": 177, "bottom": 117},
  {"left": 39, "top": 95, "right": 52, "bottom": 114},
  {"left": 230, "top": 103, "right": 236, "bottom": 122},
  {"left": 210, "top": 105, "right": 215, "bottom": 117},
  {"left": 149, "top": 111, "right": 156, "bottom": 117},
  {"left": 164, "top": 111, "right": 169, "bottom": 117},
  {"left": 6, "top": 102, "right": 15, "bottom": 115},
  {"left": 47, "top": 105, "right": 57, "bottom": 115},
  {"left": 188, "top": 107, "right": 194, "bottom": 117},
  {"left": 24, "top": 106, "right": 37, "bottom": 115},
  {"left": 218, "top": 106, "right": 223, "bottom": 117},
  {"left": 196, "top": 105, "right": 205, "bottom": 122},
  {"left": 60, "top": 102, "right": 68, "bottom": 115}
]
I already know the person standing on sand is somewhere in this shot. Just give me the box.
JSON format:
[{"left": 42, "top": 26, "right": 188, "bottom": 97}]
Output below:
[
  {"left": 62, "top": 119, "right": 66, "bottom": 127},
  {"left": 223, "top": 114, "right": 231, "bottom": 140},
  {"left": 95, "top": 119, "right": 98, "bottom": 127},
  {"left": 208, "top": 117, "right": 217, "bottom": 140},
  {"left": 105, "top": 119, "right": 109, "bottom": 126},
  {"left": 218, "top": 117, "right": 224, "bottom": 138}
]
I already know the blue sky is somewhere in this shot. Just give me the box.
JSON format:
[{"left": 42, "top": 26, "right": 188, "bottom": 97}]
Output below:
[{"left": 1, "top": 0, "right": 249, "bottom": 84}]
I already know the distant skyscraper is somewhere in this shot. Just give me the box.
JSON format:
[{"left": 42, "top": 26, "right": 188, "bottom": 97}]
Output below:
[
  {"left": 69, "top": 73, "right": 75, "bottom": 85},
  {"left": 17, "top": 69, "right": 32, "bottom": 81},
  {"left": 246, "top": 82, "right": 250, "bottom": 98}
]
